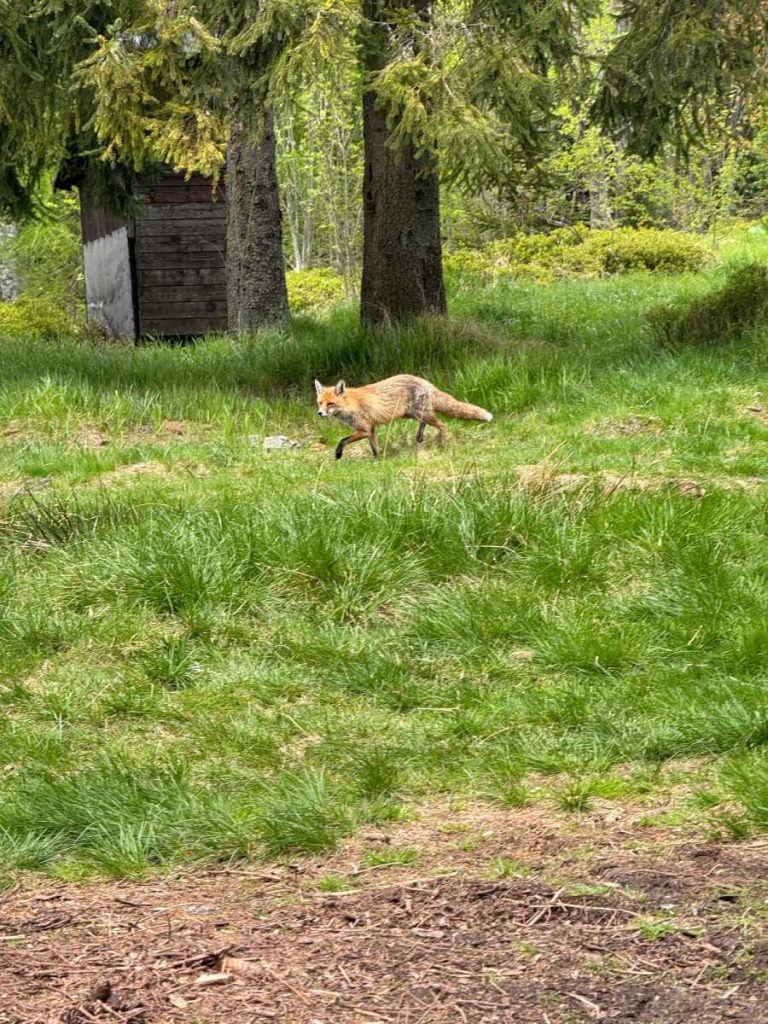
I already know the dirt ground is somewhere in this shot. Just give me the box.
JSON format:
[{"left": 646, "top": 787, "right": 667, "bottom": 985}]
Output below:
[{"left": 3, "top": 799, "right": 768, "bottom": 1024}]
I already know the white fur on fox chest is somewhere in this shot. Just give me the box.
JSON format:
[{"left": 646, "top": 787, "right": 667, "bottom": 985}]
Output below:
[{"left": 337, "top": 408, "right": 361, "bottom": 428}]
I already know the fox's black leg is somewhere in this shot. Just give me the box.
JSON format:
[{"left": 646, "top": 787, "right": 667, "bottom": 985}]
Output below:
[
  {"left": 416, "top": 415, "right": 446, "bottom": 445},
  {"left": 369, "top": 429, "right": 380, "bottom": 458},
  {"left": 335, "top": 430, "right": 369, "bottom": 460}
]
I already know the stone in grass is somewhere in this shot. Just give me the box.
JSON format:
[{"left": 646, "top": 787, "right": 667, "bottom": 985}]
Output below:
[{"left": 263, "top": 435, "right": 300, "bottom": 451}]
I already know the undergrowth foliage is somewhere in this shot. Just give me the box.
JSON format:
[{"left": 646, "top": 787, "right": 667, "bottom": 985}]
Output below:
[
  {"left": 0, "top": 296, "right": 80, "bottom": 339},
  {"left": 445, "top": 227, "right": 712, "bottom": 283},
  {"left": 649, "top": 262, "right": 768, "bottom": 347},
  {"left": 3, "top": 237, "right": 768, "bottom": 876},
  {"left": 286, "top": 268, "right": 346, "bottom": 312}
]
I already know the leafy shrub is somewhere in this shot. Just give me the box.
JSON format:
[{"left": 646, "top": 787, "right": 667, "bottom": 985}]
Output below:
[
  {"left": 0, "top": 188, "right": 83, "bottom": 336},
  {"left": 585, "top": 228, "right": 712, "bottom": 274},
  {"left": 0, "top": 295, "right": 77, "bottom": 338},
  {"left": 445, "top": 227, "right": 713, "bottom": 284},
  {"left": 491, "top": 225, "right": 601, "bottom": 278},
  {"left": 286, "top": 267, "right": 346, "bottom": 312},
  {"left": 648, "top": 263, "right": 768, "bottom": 347},
  {"left": 1, "top": 191, "right": 83, "bottom": 308},
  {"left": 443, "top": 249, "right": 497, "bottom": 277}
]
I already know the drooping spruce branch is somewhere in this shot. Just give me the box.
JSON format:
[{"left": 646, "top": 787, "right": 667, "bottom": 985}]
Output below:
[{"left": 593, "top": 0, "right": 768, "bottom": 157}]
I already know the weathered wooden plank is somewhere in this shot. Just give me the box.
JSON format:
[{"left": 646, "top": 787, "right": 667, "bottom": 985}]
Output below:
[
  {"left": 137, "top": 234, "right": 225, "bottom": 246},
  {"left": 81, "top": 207, "right": 129, "bottom": 244},
  {"left": 140, "top": 206, "right": 225, "bottom": 219},
  {"left": 138, "top": 284, "right": 227, "bottom": 303},
  {"left": 143, "top": 203, "right": 226, "bottom": 221},
  {"left": 135, "top": 222, "right": 226, "bottom": 238},
  {"left": 138, "top": 253, "right": 225, "bottom": 269},
  {"left": 136, "top": 236, "right": 226, "bottom": 253},
  {"left": 137, "top": 219, "right": 225, "bottom": 235},
  {"left": 140, "top": 299, "right": 227, "bottom": 317},
  {"left": 140, "top": 317, "right": 228, "bottom": 335},
  {"left": 137, "top": 267, "right": 228, "bottom": 287},
  {"left": 137, "top": 220, "right": 225, "bottom": 235},
  {"left": 141, "top": 186, "right": 223, "bottom": 204},
  {"left": 140, "top": 171, "right": 212, "bottom": 186}
]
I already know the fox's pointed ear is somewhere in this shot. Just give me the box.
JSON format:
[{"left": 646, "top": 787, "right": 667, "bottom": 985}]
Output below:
[
  {"left": 335, "top": 380, "right": 346, "bottom": 396},
  {"left": 314, "top": 379, "right": 323, "bottom": 397}
]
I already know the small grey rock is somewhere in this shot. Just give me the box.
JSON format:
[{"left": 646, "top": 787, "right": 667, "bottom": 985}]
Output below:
[{"left": 263, "top": 435, "right": 299, "bottom": 451}]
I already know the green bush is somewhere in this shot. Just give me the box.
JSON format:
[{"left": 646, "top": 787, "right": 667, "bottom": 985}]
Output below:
[
  {"left": 486, "top": 226, "right": 601, "bottom": 280},
  {"left": 1, "top": 191, "right": 83, "bottom": 308},
  {"left": 0, "top": 295, "right": 77, "bottom": 338},
  {"left": 648, "top": 262, "right": 768, "bottom": 347},
  {"left": 443, "top": 248, "right": 495, "bottom": 277},
  {"left": 286, "top": 267, "right": 346, "bottom": 312},
  {"left": 584, "top": 228, "right": 712, "bottom": 274},
  {"left": 445, "top": 227, "right": 713, "bottom": 284}
]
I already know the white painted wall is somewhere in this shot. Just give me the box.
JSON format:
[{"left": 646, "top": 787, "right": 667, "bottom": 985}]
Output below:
[
  {"left": 0, "top": 222, "right": 19, "bottom": 302},
  {"left": 83, "top": 227, "right": 135, "bottom": 338}
]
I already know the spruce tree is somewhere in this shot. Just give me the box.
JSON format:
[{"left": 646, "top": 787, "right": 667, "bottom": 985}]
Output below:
[
  {"left": 90, "top": 0, "right": 291, "bottom": 330},
  {"left": 272, "top": 0, "right": 601, "bottom": 324},
  {"left": 594, "top": 1, "right": 768, "bottom": 157},
  {"left": 59, "top": 1, "right": 607, "bottom": 327},
  {"left": 359, "top": 1, "right": 445, "bottom": 325},
  {"left": 0, "top": 1, "right": 289, "bottom": 330},
  {"left": 2, "top": 1, "right": 607, "bottom": 327}
]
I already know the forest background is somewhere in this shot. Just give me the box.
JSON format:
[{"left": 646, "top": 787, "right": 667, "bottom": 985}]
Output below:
[{"left": 1, "top": 1, "right": 767, "bottom": 327}]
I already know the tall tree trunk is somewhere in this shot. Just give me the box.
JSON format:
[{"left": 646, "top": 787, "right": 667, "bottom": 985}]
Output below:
[
  {"left": 360, "top": 0, "right": 446, "bottom": 327},
  {"left": 226, "top": 109, "right": 289, "bottom": 332},
  {"left": 588, "top": 165, "right": 614, "bottom": 229}
]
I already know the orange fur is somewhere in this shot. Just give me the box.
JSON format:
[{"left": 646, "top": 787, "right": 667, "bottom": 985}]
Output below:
[{"left": 314, "top": 374, "right": 492, "bottom": 459}]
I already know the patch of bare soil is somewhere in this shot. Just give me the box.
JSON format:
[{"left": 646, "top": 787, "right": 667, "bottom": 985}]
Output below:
[
  {"left": 0, "top": 480, "right": 25, "bottom": 499},
  {"left": 589, "top": 417, "right": 661, "bottom": 439},
  {"left": 82, "top": 421, "right": 203, "bottom": 448},
  {"left": 0, "top": 420, "right": 208, "bottom": 452},
  {"left": 515, "top": 461, "right": 766, "bottom": 497},
  {"left": 0, "top": 477, "right": 53, "bottom": 501},
  {"left": 2, "top": 801, "right": 768, "bottom": 1023},
  {"left": 744, "top": 404, "right": 768, "bottom": 426},
  {"left": 91, "top": 460, "right": 210, "bottom": 486}
]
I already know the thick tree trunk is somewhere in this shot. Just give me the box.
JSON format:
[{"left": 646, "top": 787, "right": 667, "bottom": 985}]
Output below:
[
  {"left": 226, "top": 110, "right": 289, "bottom": 332},
  {"left": 360, "top": 0, "right": 446, "bottom": 327}
]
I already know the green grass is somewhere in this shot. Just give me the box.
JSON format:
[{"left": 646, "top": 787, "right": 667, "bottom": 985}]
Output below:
[
  {"left": 4, "top": 230, "right": 768, "bottom": 877},
  {"left": 634, "top": 914, "right": 690, "bottom": 941}
]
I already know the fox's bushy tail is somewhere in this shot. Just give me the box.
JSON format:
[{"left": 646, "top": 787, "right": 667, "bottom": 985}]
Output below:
[{"left": 432, "top": 389, "right": 493, "bottom": 422}]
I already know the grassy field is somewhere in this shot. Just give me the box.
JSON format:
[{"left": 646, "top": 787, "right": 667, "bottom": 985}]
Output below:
[{"left": 3, "top": 230, "right": 768, "bottom": 880}]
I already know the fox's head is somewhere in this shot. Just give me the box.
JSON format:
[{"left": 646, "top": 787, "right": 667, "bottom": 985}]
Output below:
[{"left": 314, "top": 379, "right": 347, "bottom": 417}]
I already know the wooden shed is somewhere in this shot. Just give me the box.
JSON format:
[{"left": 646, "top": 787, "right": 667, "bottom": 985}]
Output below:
[{"left": 76, "top": 172, "right": 227, "bottom": 338}]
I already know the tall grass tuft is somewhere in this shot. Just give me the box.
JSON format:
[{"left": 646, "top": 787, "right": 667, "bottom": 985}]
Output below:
[{"left": 649, "top": 262, "right": 768, "bottom": 347}]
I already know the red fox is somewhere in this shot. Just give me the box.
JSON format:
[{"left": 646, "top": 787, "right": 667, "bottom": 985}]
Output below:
[{"left": 314, "top": 374, "right": 493, "bottom": 459}]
